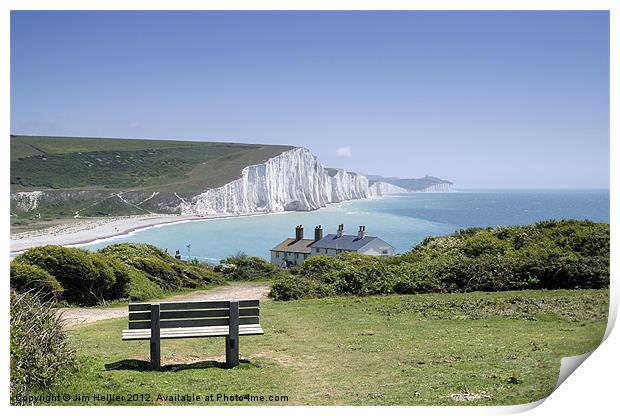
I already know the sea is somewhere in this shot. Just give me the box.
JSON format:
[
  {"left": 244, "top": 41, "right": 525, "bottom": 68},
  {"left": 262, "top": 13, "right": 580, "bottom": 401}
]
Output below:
[{"left": 84, "top": 190, "right": 610, "bottom": 263}]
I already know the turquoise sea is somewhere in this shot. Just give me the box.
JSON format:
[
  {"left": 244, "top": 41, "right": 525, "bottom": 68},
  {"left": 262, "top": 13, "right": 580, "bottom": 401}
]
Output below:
[{"left": 85, "top": 190, "right": 610, "bottom": 263}]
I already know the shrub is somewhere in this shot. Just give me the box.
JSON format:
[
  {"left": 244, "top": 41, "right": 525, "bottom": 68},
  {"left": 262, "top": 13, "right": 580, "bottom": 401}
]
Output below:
[
  {"left": 127, "top": 256, "right": 180, "bottom": 289},
  {"left": 97, "top": 242, "right": 171, "bottom": 261},
  {"left": 102, "top": 255, "right": 134, "bottom": 300},
  {"left": 221, "top": 254, "right": 280, "bottom": 281},
  {"left": 14, "top": 246, "right": 117, "bottom": 305},
  {"left": 100, "top": 243, "right": 223, "bottom": 291},
  {"left": 270, "top": 220, "right": 609, "bottom": 301},
  {"left": 214, "top": 263, "right": 237, "bottom": 274},
  {"left": 10, "top": 290, "right": 76, "bottom": 404},
  {"left": 13, "top": 242, "right": 223, "bottom": 305},
  {"left": 393, "top": 263, "right": 443, "bottom": 294},
  {"left": 462, "top": 231, "right": 508, "bottom": 257},
  {"left": 10, "top": 262, "right": 63, "bottom": 299},
  {"left": 269, "top": 275, "right": 335, "bottom": 301},
  {"left": 300, "top": 255, "right": 344, "bottom": 279},
  {"left": 124, "top": 267, "right": 165, "bottom": 301}
]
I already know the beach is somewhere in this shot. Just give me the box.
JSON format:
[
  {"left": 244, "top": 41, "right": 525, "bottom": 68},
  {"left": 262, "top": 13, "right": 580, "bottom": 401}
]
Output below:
[{"left": 10, "top": 214, "right": 212, "bottom": 253}]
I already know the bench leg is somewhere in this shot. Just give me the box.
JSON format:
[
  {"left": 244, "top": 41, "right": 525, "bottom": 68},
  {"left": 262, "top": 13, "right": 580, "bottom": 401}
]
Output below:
[
  {"left": 150, "top": 338, "right": 161, "bottom": 371},
  {"left": 150, "top": 304, "right": 161, "bottom": 371},
  {"left": 226, "top": 301, "right": 239, "bottom": 368},
  {"left": 225, "top": 336, "right": 239, "bottom": 368}
]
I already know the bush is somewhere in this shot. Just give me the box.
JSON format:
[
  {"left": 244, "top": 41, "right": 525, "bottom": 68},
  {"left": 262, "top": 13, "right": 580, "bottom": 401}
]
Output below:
[
  {"left": 221, "top": 254, "right": 281, "bottom": 281},
  {"left": 10, "top": 262, "right": 63, "bottom": 299},
  {"left": 393, "top": 262, "right": 443, "bottom": 294},
  {"left": 269, "top": 275, "right": 335, "bottom": 301},
  {"left": 123, "top": 267, "right": 165, "bottom": 301},
  {"left": 10, "top": 290, "right": 76, "bottom": 404},
  {"left": 126, "top": 256, "right": 180, "bottom": 289},
  {"left": 13, "top": 243, "right": 224, "bottom": 305},
  {"left": 101, "top": 255, "right": 134, "bottom": 300},
  {"left": 14, "top": 246, "right": 117, "bottom": 305},
  {"left": 462, "top": 231, "right": 508, "bottom": 257},
  {"left": 269, "top": 220, "right": 609, "bottom": 301},
  {"left": 100, "top": 243, "right": 223, "bottom": 289}
]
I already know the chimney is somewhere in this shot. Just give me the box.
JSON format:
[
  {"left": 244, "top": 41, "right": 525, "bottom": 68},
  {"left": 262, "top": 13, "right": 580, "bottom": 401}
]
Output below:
[
  {"left": 314, "top": 225, "right": 323, "bottom": 242},
  {"left": 336, "top": 224, "right": 344, "bottom": 238},
  {"left": 357, "top": 225, "right": 366, "bottom": 239},
  {"left": 295, "top": 225, "right": 304, "bottom": 241}
]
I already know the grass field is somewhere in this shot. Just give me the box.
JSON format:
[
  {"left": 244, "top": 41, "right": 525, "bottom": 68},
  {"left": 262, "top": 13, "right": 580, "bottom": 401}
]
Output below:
[
  {"left": 11, "top": 135, "right": 293, "bottom": 192},
  {"left": 39, "top": 289, "right": 608, "bottom": 406}
]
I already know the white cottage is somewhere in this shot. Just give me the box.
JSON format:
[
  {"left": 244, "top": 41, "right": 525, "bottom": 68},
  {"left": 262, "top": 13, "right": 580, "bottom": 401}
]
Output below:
[
  {"left": 270, "top": 224, "right": 395, "bottom": 268},
  {"left": 270, "top": 225, "right": 319, "bottom": 268},
  {"left": 309, "top": 224, "right": 395, "bottom": 257}
]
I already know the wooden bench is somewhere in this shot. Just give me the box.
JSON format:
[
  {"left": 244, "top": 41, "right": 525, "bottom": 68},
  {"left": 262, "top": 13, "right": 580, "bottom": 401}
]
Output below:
[{"left": 122, "top": 300, "right": 263, "bottom": 370}]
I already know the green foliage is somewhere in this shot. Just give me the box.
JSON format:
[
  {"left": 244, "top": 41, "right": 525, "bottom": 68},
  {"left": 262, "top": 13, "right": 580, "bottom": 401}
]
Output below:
[
  {"left": 123, "top": 268, "right": 165, "bottom": 301},
  {"left": 269, "top": 275, "right": 336, "bottom": 301},
  {"left": 11, "top": 135, "right": 294, "bottom": 192},
  {"left": 100, "top": 243, "right": 223, "bottom": 290},
  {"left": 10, "top": 291, "right": 76, "bottom": 404},
  {"left": 270, "top": 220, "right": 609, "bottom": 301},
  {"left": 12, "top": 243, "right": 223, "bottom": 305},
  {"left": 14, "top": 246, "right": 117, "bottom": 305},
  {"left": 219, "top": 253, "right": 281, "bottom": 281},
  {"left": 10, "top": 262, "right": 63, "bottom": 299},
  {"left": 462, "top": 231, "right": 508, "bottom": 257}
]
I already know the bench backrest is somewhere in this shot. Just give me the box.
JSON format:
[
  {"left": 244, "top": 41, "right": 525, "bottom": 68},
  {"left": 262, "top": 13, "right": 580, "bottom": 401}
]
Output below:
[{"left": 127, "top": 300, "right": 260, "bottom": 330}]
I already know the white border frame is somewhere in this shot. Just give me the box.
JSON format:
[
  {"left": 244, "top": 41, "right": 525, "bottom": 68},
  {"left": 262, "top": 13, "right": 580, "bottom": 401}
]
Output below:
[{"left": 2, "top": 2, "right": 616, "bottom": 416}]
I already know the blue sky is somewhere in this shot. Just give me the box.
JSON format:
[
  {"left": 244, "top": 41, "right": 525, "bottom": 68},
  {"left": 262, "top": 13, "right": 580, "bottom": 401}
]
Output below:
[{"left": 11, "top": 11, "right": 609, "bottom": 188}]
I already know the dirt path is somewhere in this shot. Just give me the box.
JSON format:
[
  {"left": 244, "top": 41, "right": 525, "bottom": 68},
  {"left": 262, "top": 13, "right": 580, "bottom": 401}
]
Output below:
[{"left": 58, "top": 282, "right": 271, "bottom": 329}]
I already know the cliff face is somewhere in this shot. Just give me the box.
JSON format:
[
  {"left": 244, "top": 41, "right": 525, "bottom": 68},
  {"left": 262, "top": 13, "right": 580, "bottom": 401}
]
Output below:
[
  {"left": 418, "top": 182, "right": 455, "bottom": 192},
  {"left": 365, "top": 174, "right": 454, "bottom": 192},
  {"left": 11, "top": 191, "right": 44, "bottom": 211},
  {"left": 11, "top": 147, "right": 413, "bottom": 218},
  {"left": 178, "top": 148, "right": 402, "bottom": 215},
  {"left": 368, "top": 181, "right": 408, "bottom": 196}
]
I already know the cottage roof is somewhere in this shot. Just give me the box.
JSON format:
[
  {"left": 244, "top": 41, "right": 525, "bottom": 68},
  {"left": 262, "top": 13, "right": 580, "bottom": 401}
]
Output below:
[
  {"left": 311, "top": 234, "right": 390, "bottom": 251},
  {"left": 270, "top": 238, "right": 315, "bottom": 254}
]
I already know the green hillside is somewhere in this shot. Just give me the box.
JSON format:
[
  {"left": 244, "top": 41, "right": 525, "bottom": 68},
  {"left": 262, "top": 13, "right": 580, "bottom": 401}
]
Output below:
[
  {"left": 367, "top": 174, "right": 453, "bottom": 191},
  {"left": 10, "top": 135, "right": 294, "bottom": 193}
]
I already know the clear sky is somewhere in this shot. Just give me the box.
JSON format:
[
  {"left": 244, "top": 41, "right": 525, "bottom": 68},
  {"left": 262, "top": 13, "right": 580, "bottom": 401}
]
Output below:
[{"left": 10, "top": 11, "right": 609, "bottom": 189}]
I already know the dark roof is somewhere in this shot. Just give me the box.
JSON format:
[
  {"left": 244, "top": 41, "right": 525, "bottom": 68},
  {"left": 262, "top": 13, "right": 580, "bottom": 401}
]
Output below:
[
  {"left": 270, "top": 238, "right": 315, "bottom": 254},
  {"left": 311, "top": 234, "right": 389, "bottom": 251}
]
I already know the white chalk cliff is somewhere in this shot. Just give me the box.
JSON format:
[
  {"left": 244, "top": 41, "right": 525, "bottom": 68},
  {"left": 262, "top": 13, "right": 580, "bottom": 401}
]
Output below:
[
  {"left": 179, "top": 147, "right": 406, "bottom": 215},
  {"left": 11, "top": 191, "right": 44, "bottom": 211},
  {"left": 368, "top": 181, "right": 409, "bottom": 196},
  {"left": 418, "top": 182, "right": 455, "bottom": 192}
]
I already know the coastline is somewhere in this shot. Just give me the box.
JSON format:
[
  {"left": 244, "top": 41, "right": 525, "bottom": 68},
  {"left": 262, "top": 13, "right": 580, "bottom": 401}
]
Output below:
[
  {"left": 9, "top": 191, "right": 432, "bottom": 255},
  {"left": 10, "top": 212, "right": 280, "bottom": 254}
]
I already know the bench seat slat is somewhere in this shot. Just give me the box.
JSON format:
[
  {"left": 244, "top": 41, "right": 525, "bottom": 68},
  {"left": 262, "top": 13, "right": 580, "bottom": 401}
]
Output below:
[
  {"left": 129, "top": 307, "right": 259, "bottom": 321},
  {"left": 122, "top": 324, "right": 264, "bottom": 340},
  {"left": 128, "top": 316, "right": 259, "bottom": 330},
  {"left": 128, "top": 299, "right": 259, "bottom": 312}
]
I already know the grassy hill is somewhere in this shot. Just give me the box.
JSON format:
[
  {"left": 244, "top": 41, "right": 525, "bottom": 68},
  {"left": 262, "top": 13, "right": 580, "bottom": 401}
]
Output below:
[
  {"left": 10, "top": 135, "right": 294, "bottom": 224},
  {"left": 11, "top": 135, "right": 294, "bottom": 193}
]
